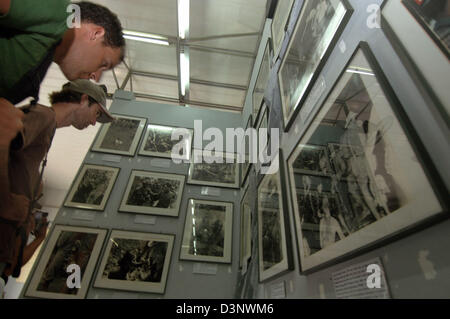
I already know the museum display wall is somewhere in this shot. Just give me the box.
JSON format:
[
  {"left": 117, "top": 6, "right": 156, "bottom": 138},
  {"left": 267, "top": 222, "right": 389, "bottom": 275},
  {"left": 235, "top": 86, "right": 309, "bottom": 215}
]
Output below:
[{"left": 21, "top": 0, "right": 449, "bottom": 299}]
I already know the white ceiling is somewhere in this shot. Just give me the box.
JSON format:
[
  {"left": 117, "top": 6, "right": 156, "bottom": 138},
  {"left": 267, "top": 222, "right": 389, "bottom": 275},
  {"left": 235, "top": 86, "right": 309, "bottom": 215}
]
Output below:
[{"left": 31, "top": 0, "right": 269, "bottom": 193}]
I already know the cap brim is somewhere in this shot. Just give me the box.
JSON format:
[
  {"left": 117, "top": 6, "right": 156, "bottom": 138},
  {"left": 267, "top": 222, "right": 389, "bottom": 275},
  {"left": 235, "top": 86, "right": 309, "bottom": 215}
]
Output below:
[{"left": 97, "top": 103, "right": 115, "bottom": 123}]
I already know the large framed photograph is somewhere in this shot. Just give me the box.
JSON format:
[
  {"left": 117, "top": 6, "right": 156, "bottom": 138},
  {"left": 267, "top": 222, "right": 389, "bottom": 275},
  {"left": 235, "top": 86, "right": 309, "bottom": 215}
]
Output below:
[
  {"left": 64, "top": 164, "right": 120, "bottom": 211},
  {"left": 91, "top": 114, "right": 147, "bottom": 156},
  {"left": 286, "top": 42, "right": 447, "bottom": 273},
  {"left": 240, "top": 182, "right": 252, "bottom": 270},
  {"left": 252, "top": 40, "right": 271, "bottom": 122},
  {"left": 258, "top": 153, "right": 293, "bottom": 282},
  {"left": 138, "top": 124, "right": 193, "bottom": 161},
  {"left": 292, "top": 144, "right": 333, "bottom": 176},
  {"left": 180, "top": 199, "right": 233, "bottom": 263},
  {"left": 382, "top": 0, "right": 450, "bottom": 115},
  {"left": 119, "top": 170, "right": 185, "bottom": 217},
  {"left": 94, "top": 230, "right": 174, "bottom": 294},
  {"left": 188, "top": 151, "right": 239, "bottom": 189},
  {"left": 25, "top": 225, "right": 107, "bottom": 299},
  {"left": 271, "top": 0, "right": 295, "bottom": 61},
  {"left": 278, "top": 0, "right": 353, "bottom": 131}
]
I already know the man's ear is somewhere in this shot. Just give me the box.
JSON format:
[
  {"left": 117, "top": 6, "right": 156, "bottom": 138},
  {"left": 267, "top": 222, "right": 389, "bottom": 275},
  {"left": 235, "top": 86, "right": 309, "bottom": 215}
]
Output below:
[
  {"left": 81, "top": 94, "right": 90, "bottom": 106},
  {"left": 89, "top": 24, "right": 105, "bottom": 41}
]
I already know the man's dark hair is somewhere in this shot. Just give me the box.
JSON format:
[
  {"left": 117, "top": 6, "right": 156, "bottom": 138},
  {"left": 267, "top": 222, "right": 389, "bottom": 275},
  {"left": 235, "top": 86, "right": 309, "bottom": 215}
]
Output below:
[
  {"left": 75, "top": 1, "right": 125, "bottom": 59},
  {"left": 49, "top": 89, "right": 97, "bottom": 106}
]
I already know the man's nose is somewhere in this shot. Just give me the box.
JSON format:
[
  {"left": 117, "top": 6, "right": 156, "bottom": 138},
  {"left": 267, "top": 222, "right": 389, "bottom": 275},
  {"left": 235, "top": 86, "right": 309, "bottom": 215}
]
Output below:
[{"left": 89, "top": 69, "right": 104, "bottom": 82}]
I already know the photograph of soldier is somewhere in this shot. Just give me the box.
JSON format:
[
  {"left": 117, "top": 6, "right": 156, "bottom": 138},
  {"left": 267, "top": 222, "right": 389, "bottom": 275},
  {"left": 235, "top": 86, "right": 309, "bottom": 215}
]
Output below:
[
  {"left": 99, "top": 118, "right": 141, "bottom": 152},
  {"left": 71, "top": 168, "right": 115, "bottom": 205},
  {"left": 126, "top": 176, "right": 180, "bottom": 209}
]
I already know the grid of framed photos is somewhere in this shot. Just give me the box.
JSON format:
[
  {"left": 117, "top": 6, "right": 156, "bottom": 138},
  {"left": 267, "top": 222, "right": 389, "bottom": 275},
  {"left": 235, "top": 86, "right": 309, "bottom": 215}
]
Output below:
[
  {"left": 139, "top": 124, "right": 193, "bottom": 161},
  {"left": 94, "top": 230, "right": 174, "bottom": 294},
  {"left": 64, "top": 164, "right": 120, "bottom": 211},
  {"left": 91, "top": 114, "right": 147, "bottom": 156},
  {"left": 188, "top": 150, "right": 240, "bottom": 189},
  {"left": 25, "top": 225, "right": 107, "bottom": 299},
  {"left": 119, "top": 170, "right": 185, "bottom": 217},
  {"left": 286, "top": 42, "right": 445, "bottom": 273},
  {"left": 180, "top": 199, "right": 234, "bottom": 263},
  {"left": 257, "top": 153, "right": 293, "bottom": 282},
  {"left": 278, "top": 0, "right": 353, "bottom": 131}
]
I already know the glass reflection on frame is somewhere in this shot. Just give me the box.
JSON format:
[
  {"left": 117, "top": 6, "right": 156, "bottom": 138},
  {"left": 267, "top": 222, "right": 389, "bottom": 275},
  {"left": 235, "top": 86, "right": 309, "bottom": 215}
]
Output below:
[{"left": 287, "top": 42, "right": 444, "bottom": 273}]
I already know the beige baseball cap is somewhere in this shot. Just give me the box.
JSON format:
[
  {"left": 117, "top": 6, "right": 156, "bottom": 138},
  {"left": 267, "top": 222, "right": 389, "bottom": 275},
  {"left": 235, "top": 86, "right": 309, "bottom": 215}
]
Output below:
[{"left": 62, "top": 79, "right": 115, "bottom": 123}]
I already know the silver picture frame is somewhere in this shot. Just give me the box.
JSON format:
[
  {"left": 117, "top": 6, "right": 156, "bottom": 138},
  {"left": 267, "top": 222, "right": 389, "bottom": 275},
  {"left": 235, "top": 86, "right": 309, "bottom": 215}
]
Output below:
[
  {"left": 278, "top": 0, "right": 353, "bottom": 131},
  {"left": 138, "top": 124, "right": 193, "bottom": 161},
  {"left": 240, "top": 182, "right": 252, "bottom": 271},
  {"left": 25, "top": 225, "right": 107, "bottom": 299},
  {"left": 119, "top": 170, "right": 185, "bottom": 217},
  {"left": 271, "top": 0, "right": 295, "bottom": 61},
  {"left": 91, "top": 114, "right": 147, "bottom": 156},
  {"left": 64, "top": 164, "right": 120, "bottom": 211},
  {"left": 188, "top": 151, "right": 240, "bottom": 189},
  {"left": 180, "top": 199, "right": 234, "bottom": 263},
  {"left": 252, "top": 39, "right": 271, "bottom": 122},
  {"left": 94, "top": 230, "right": 174, "bottom": 294}
]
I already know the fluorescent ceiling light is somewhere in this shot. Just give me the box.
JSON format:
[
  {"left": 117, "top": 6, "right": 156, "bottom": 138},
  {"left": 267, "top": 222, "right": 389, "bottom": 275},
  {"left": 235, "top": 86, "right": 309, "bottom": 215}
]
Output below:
[
  {"left": 178, "top": 0, "right": 190, "bottom": 39},
  {"left": 123, "top": 30, "right": 169, "bottom": 46},
  {"left": 180, "top": 52, "right": 190, "bottom": 96},
  {"left": 346, "top": 68, "right": 374, "bottom": 76}
]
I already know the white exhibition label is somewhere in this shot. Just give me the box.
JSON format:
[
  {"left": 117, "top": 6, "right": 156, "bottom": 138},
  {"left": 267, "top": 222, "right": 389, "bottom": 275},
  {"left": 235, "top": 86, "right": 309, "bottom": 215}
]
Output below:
[
  {"left": 200, "top": 187, "right": 221, "bottom": 197},
  {"left": 150, "top": 158, "right": 171, "bottom": 168},
  {"left": 72, "top": 210, "right": 95, "bottom": 221},
  {"left": 269, "top": 281, "right": 286, "bottom": 299},
  {"left": 101, "top": 154, "right": 122, "bottom": 163},
  {"left": 332, "top": 257, "right": 391, "bottom": 299},
  {"left": 192, "top": 263, "right": 218, "bottom": 275},
  {"left": 134, "top": 215, "right": 157, "bottom": 225}
]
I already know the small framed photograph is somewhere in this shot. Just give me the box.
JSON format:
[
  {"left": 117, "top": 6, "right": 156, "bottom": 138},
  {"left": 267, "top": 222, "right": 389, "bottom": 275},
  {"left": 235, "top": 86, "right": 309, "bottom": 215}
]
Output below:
[
  {"left": 257, "top": 152, "right": 293, "bottom": 282},
  {"left": 94, "top": 230, "right": 174, "bottom": 294},
  {"left": 292, "top": 144, "right": 333, "bottom": 176},
  {"left": 286, "top": 42, "right": 447, "bottom": 273},
  {"left": 382, "top": 0, "right": 450, "bottom": 115},
  {"left": 240, "top": 183, "right": 252, "bottom": 270},
  {"left": 188, "top": 151, "right": 240, "bottom": 189},
  {"left": 278, "top": 0, "right": 353, "bottom": 131},
  {"left": 271, "top": 0, "right": 295, "bottom": 61},
  {"left": 180, "top": 199, "right": 233, "bottom": 263},
  {"left": 138, "top": 124, "right": 193, "bottom": 161},
  {"left": 240, "top": 115, "right": 253, "bottom": 186},
  {"left": 119, "top": 170, "right": 185, "bottom": 217},
  {"left": 252, "top": 39, "right": 271, "bottom": 122},
  {"left": 25, "top": 225, "right": 107, "bottom": 299},
  {"left": 91, "top": 114, "right": 147, "bottom": 156},
  {"left": 64, "top": 164, "right": 120, "bottom": 211}
]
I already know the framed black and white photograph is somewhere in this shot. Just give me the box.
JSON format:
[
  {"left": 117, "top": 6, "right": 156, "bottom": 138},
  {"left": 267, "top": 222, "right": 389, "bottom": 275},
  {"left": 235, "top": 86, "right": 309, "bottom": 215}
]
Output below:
[
  {"left": 119, "top": 170, "right": 185, "bottom": 217},
  {"left": 382, "top": 0, "right": 450, "bottom": 115},
  {"left": 138, "top": 124, "right": 193, "bottom": 161},
  {"left": 252, "top": 39, "right": 271, "bottom": 122},
  {"left": 180, "top": 199, "right": 233, "bottom": 263},
  {"left": 258, "top": 153, "right": 293, "bottom": 282},
  {"left": 188, "top": 151, "right": 240, "bottom": 189},
  {"left": 25, "top": 225, "right": 107, "bottom": 299},
  {"left": 271, "top": 0, "right": 295, "bottom": 60},
  {"left": 64, "top": 164, "right": 120, "bottom": 211},
  {"left": 292, "top": 144, "right": 333, "bottom": 176},
  {"left": 94, "top": 231, "right": 174, "bottom": 294},
  {"left": 240, "top": 182, "right": 252, "bottom": 270},
  {"left": 240, "top": 115, "right": 254, "bottom": 187},
  {"left": 91, "top": 114, "right": 147, "bottom": 156},
  {"left": 278, "top": 0, "right": 353, "bottom": 131},
  {"left": 286, "top": 42, "right": 447, "bottom": 273}
]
